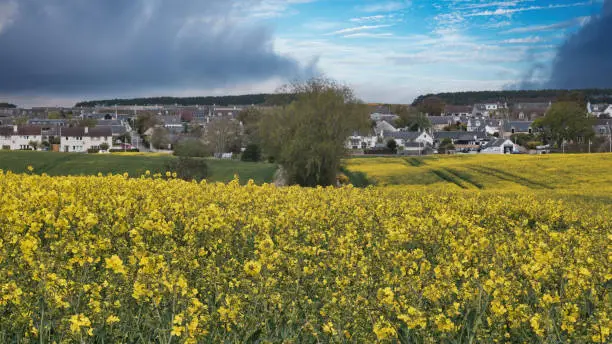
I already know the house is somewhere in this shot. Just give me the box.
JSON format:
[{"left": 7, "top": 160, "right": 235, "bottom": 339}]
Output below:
[
  {"left": 587, "top": 103, "right": 611, "bottom": 117},
  {"left": 510, "top": 102, "right": 550, "bottom": 120},
  {"left": 472, "top": 103, "right": 507, "bottom": 117},
  {"left": 0, "top": 125, "right": 43, "bottom": 150},
  {"left": 374, "top": 120, "right": 398, "bottom": 136},
  {"left": 59, "top": 127, "right": 112, "bottom": 152},
  {"left": 443, "top": 105, "right": 472, "bottom": 117},
  {"left": 594, "top": 119, "right": 612, "bottom": 137},
  {"left": 346, "top": 133, "right": 378, "bottom": 150},
  {"left": 370, "top": 113, "right": 399, "bottom": 123},
  {"left": 162, "top": 116, "right": 184, "bottom": 129},
  {"left": 434, "top": 131, "right": 488, "bottom": 150},
  {"left": 480, "top": 139, "right": 517, "bottom": 154},
  {"left": 428, "top": 116, "right": 455, "bottom": 132},
  {"left": 382, "top": 130, "right": 434, "bottom": 148},
  {"left": 28, "top": 119, "right": 69, "bottom": 127},
  {"left": 467, "top": 118, "right": 503, "bottom": 135},
  {"left": 502, "top": 121, "right": 534, "bottom": 138}
]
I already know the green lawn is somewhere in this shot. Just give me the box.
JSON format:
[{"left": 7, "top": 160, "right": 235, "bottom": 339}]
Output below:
[{"left": 0, "top": 151, "right": 277, "bottom": 184}]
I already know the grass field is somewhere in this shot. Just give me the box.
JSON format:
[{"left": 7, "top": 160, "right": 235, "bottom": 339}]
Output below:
[{"left": 0, "top": 151, "right": 277, "bottom": 184}]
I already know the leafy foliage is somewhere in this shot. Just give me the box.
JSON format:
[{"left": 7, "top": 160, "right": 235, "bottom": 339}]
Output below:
[
  {"left": 412, "top": 89, "right": 612, "bottom": 106},
  {"left": 241, "top": 144, "right": 262, "bottom": 162},
  {"left": 164, "top": 157, "right": 209, "bottom": 181},
  {"left": 173, "top": 139, "right": 211, "bottom": 158},
  {"left": 0, "top": 103, "right": 16, "bottom": 108},
  {"left": 74, "top": 94, "right": 294, "bottom": 107},
  {"left": 533, "top": 102, "right": 595, "bottom": 146},
  {"left": 393, "top": 105, "right": 432, "bottom": 130},
  {"left": 259, "top": 78, "right": 370, "bottom": 187}
]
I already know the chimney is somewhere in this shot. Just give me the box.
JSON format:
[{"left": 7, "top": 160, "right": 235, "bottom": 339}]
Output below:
[
  {"left": 13, "top": 125, "right": 18, "bottom": 134},
  {"left": 84, "top": 127, "right": 89, "bottom": 134}
]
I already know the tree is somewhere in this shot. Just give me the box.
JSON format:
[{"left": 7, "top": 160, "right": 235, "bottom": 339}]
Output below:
[
  {"left": 29, "top": 140, "right": 40, "bottom": 151},
  {"left": 533, "top": 102, "right": 595, "bottom": 147},
  {"left": 205, "top": 117, "right": 242, "bottom": 156},
  {"left": 259, "top": 78, "right": 370, "bottom": 187},
  {"left": 238, "top": 107, "right": 264, "bottom": 144},
  {"left": 393, "top": 105, "right": 432, "bottom": 131},
  {"left": 150, "top": 127, "right": 171, "bottom": 150},
  {"left": 439, "top": 138, "right": 455, "bottom": 153},
  {"left": 416, "top": 96, "right": 445, "bottom": 116},
  {"left": 386, "top": 139, "right": 398, "bottom": 154},
  {"left": 241, "top": 144, "right": 262, "bottom": 162},
  {"left": 173, "top": 139, "right": 211, "bottom": 157},
  {"left": 134, "top": 113, "right": 160, "bottom": 135},
  {"left": 0, "top": 103, "right": 17, "bottom": 108}
]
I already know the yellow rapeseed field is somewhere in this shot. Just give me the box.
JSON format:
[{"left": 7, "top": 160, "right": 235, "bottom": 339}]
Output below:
[{"left": 0, "top": 162, "right": 611, "bottom": 342}]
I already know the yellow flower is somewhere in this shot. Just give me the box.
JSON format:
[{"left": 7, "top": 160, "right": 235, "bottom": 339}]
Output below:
[
  {"left": 106, "top": 315, "right": 120, "bottom": 325},
  {"left": 244, "top": 260, "right": 262, "bottom": 277},
  {"left": 69, "top": 314, "right": 91, "bottom": 334},
  {"left": 27, "top": 165, "right": 34, "bottom": 172},
  {"left": 105, "top": 255, "right": 127, "bottom": 275}
]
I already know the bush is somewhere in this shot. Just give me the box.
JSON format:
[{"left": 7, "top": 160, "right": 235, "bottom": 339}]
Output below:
[
  {"left": 241, "top": 144, "right": 262, "bottom": 162},
  {"left": 526, "top": 141, "right": 543, "bottom": 150},
  {"left": 87, "top": 148, "right": 100, "bottom": 154},
  {"left": 100, "top": 142, "right": 110, "bottom": 151},
  {"left": 109, "top": 148, "right": 140, "bottom": 153},
  {"left": 164, "top": 157, "right": 209, "bottom": 181},
  {"left": 173, "top": 139, "right": 211, "bottom": 158}
]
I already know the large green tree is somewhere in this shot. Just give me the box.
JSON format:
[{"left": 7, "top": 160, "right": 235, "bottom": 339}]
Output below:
[
  {"left": 259, "top": 78, "right": 370, "bottom": 187},
  {"left": 416, "top": 96, "right": 446, "bottom": 116},
  {"left": 533, "top": 102, "right": 595, "bottom": 147},
  {"left": 237, "top": 107, "right": 264, "bottom": 144},
  {"left": 393, "top": 105, "right": 432, "bottom": 131}
]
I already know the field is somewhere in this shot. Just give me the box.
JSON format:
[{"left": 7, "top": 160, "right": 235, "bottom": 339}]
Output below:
[
  {"left": 0, "top": 151, "right": 277, "bottom": 184},
  {"left": 0, "top": 154, "right": 610, "bottom": 342},
  {"left": 345, "top": 154, "right": 612, "bottom": 200}
]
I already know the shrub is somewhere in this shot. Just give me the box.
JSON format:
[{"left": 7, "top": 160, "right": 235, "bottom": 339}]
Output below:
[
  {"left": 241, "top": 144, "right": 262, "bottom": 162},
  {"left": 173, "top": 139, "right": 211, "bottom": 158},
  {"left": 164, "top": 157, "right": 208, "bottom": 181},
  {"left": 87, "top": 148, "right": 100, "bottom": 154}
]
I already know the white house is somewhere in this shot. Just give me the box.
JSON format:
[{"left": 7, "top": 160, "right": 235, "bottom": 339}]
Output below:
[
  {"left": 60, "top": 127, "right": 113, "bottom": 152},
  {"left": 480, "top": 139, "right": 517, "bottom": 154},
  {"left": 0, "top": 126, "right": 43, "bottom": 150},
  {"left": 346, "top": 134, "right": 378, "bottom": 150},
  {"left": 382, "top": 130, "right": 434, "bottom": 147}
]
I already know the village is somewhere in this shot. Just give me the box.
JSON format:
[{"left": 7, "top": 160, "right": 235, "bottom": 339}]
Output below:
[{"left": 1, "top": 99, "right": 611, "bottom": 156}]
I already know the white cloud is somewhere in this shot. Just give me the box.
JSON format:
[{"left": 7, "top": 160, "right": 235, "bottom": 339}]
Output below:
[
  {"left": 501, "top": 36, "right": 544, "bottom": 44},
  {"left": 328, "top": 24, "right": 393, "bottom": 35},
  {"left": 466, "top": 2, "right": 590, "bottom": 17},
  {"left": 0, "top": 1, "right": 18, "bottom": 35},
  {"left": 503, "top": 16, "right": 591, "bottom": 33},
  {"left": 343, "top": 32, "right": 393, "bottom": 38}
]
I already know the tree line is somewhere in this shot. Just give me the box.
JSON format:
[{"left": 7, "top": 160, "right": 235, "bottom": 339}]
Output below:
[
  {"left": 0, "top": 103, "right": 17, "bottom": 108},
  {"left": 74, "top": 94, "right": 297, "bottom": 108},
  {"left": 412, "top": 89, "right": 612, "bottom": 106}
]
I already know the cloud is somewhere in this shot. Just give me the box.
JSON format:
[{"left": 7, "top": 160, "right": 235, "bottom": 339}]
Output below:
[
  {"left": 0, "top": 0, "right": 18, "bottom": 34},
  {"left": 503, "top": 16, "right": 591, "bottom": 34},
  {"left": 328, "top": 25, "right": 393, "bottom": 35},
  {"left": 0, "top": 0, "right": 315, "bottom": 97},
  {"left": 501, "top": 36, "right": 545, "bottom": 44},
  {"left": 357, "top": 1, "right": 411, "bottom": 13},
  {"left": 546, "top": 0, "right": 612, "bottom": 88},
  {"left": 466, "top": 2, "right": 591, "bottom": 17}
]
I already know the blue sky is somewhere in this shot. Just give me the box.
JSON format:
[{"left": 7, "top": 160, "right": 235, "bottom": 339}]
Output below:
[
  {"left": 252, "top": 0, "right": 604, "bottom": 103},
  {"left": 0, "top": 0, "right": 606, "bottom": 106}
]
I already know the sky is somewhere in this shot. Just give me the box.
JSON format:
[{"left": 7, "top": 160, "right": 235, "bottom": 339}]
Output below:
[{"left": 0, "top": 0, "right": 609, "bottom": 107}]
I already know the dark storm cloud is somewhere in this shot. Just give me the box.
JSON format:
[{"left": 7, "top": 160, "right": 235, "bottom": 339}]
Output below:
[
  {"left": 545, "top": 0, "right": 612, "bottom": 89},
  {"left": 0, "top": 0, "right": 314, "bottom": 95}
]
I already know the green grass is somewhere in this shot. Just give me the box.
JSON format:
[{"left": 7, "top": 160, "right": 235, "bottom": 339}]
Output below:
[{"left": 0, "top": 151, "right": 277, "bottom": 184}]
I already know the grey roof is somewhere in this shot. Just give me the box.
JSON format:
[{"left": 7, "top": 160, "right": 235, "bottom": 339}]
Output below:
[
  {"left": 60, "top": 127, "right": 113, "bottom": 137},
  {"left": 444, "top": 105, "right": 472, "bottom": 114},
  {"left": 97, "top": 125, "right": 127, "bottom": 136},
  {"left": 0, "top": 127, "right": 14, "bottom": 136},
  {"left": 434, "top": 131, "right": 487, "bottom": 140},
  {"left": 383, "top": 130, "right": 423, "bottom": 141},
  {"left": 28, "top": 119, "right": 68, "bottom": 126},
  {"left": 428, "top": 116, "right": 454, "bottom": 125},
  {"left": 503, "top": 121, "right": 533, "bottom": 132}
]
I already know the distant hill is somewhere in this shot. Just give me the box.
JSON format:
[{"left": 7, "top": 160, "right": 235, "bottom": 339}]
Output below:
[
  {"left": 412, "top": 89, "right": 612, "bottom": 106},
  {"left": 0, "top": 103, "right": 17, "bottom": 108},
  {"left": 75, "top": 94, "right": 279, "bottom": 108}
]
